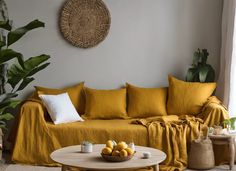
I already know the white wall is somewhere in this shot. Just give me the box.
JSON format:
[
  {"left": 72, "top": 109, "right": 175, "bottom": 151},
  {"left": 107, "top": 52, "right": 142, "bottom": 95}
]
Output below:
[{"left": 7, "top": 0, "right": 222, "bottom": 98}]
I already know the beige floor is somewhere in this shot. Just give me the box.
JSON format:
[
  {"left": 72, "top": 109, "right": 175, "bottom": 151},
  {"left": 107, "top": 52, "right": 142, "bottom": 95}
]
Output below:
[{"left": 0, "top": 164, "right": 235, "bottom": 171}]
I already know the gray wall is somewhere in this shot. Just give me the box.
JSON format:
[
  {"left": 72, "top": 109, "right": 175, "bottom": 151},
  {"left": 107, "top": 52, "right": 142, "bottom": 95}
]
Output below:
[{"left": 7, "top": 0, "right": 222, "bottom": 99}]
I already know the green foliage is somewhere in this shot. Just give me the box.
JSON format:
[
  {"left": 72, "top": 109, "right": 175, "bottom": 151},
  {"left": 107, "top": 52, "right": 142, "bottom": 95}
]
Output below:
[
  {"left": 7, "top": 19, "right": 44, "bottom": 47},
  {"left": 0, "top": 19, "right": 50, "bottom": 129},
  {"left": 223, "top": 117, "right": 236, "bottom": 130},
  {"left": 7, "top": 55, "right": 50, "bottom": 90},
  {"left": 186, "top": 49, "right": 215, "bottom": 83},
  {"left": 0, "top": 20, "right": 11, "bottom": 31}
]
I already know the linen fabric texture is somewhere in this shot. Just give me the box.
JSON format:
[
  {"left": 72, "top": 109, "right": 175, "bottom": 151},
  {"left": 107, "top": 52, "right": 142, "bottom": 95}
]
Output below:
[
  {"left": 35, "top": 82, "right": 85, "bottom": 114},
  {"left": 11, "top": 96, "right": 228, "bottom": 171},
  {"left": 39, "top": 93, "right": 84, "bottom": 124},
  {"left": 126, "top": 83, "right": 167, "bottom": 118},
  {"left": 167, "top": 76, "right": 217, "bottom": 115},
  {"left": 83, "top": 87, "right": 128, "bottom": 119}
]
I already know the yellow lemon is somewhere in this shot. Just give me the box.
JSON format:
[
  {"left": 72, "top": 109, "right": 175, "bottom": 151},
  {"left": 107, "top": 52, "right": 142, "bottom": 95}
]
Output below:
[
  {"left": 106, "top": 140, "right": 114, "bottom": 149},
  {"left": 120, "top": 149, "right": 128, "bottom": 157},
  {"left": 112, "top": 150, "right": 120, "bottom": 156},
  {"left": 113, "top": 145, "right": 118, "bottom": 151},
  {"left": 125, "top": 148, "right": 134, "bottom": 155},
  {"left": 102, "top": 147, "right": 112, "bottom": 155},
  {"left": 116, "top": 142, "right": 128, "bottom": 150},
  {"left": 118, "top": 141, "right": 126, "bottom": 145}
]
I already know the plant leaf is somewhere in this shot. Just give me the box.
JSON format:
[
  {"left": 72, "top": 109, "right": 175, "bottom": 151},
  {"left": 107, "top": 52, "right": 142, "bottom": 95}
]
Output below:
[
  {"left": 186, "top": 68, "right": 198, "bottom": 82},
  {"left": 193, "top": 51, "right": 200, "bottom": 67},
  {"left": 0, "top": 36, "right": 6, "bottom": 48},
  {"left": 17, "top": 77, "right": 35, "bottom": 91},
  {"left": 205, "top": 65, "right": 215, "bottom": 82},
  {"left": 0, "top": 40, "right": 6, "bottom": 48},
  {"left": 0, "top": 49, "right": 24, "bottom": 68},
  {"left": 199, "top": 66, "right": 209, "bottom": 82},
  {"left": 27, "top": 62, "right": 50, "bottom": 77},
  {"left": 7, "top": 54, "right": 50, "bottom": 89},
  {"left": 0, "top": 100, "right": 20, "bottom": 114},
  {"left": 0, "top": 93, "right": 17, "bottom": 103},
  {"left": 0, "top": 113, "right": 14, "bottom": 121},
  {"left": 24, "top": 55, "right": 50, "bottom": 71},
  {"left": 0, "top": 121, "right": 6, "bottom": 129},
  {"left": 0, "top": 63, "right": 8, "bottom": 87},
  {"left": 0, "top": 20, "right": 12, "bottom": 31},
  {"left": 7, "top": 19, "right": 45, "bottom": 47},
  {"left": 201, "top": 49, "right": 209, "bottom": 64}
]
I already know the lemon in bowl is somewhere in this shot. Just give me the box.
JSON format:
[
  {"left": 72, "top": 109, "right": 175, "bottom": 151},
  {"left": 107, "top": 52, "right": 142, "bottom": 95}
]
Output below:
[{"left": 101, "top": 140, "right": 135, "bottom": 162}]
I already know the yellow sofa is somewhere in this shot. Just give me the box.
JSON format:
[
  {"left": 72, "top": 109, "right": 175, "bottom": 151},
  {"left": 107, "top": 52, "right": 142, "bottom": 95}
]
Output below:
[
  {"left": 11, "top": 97, "right": 228, "bottom": 171},
  {"left": 11, "top": 77, "right": 229, "bottom": 171}
]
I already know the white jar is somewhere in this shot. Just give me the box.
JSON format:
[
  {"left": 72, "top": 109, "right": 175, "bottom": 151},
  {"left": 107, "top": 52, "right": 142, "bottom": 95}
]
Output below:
[
  {"left": 129, "top": 142, "right": 135, "bottom": 151},
  {"left": 143, "top": 152, "right": 151, "bottom": 159},
  {"left": 81, "top": 144, "right": 93, "bottom": 153}
]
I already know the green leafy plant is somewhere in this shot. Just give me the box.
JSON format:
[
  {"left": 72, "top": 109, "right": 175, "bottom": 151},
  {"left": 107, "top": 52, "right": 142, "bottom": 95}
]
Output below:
[
  {"left": 81, "top": 141, "right": 93, "bottom": 146},
  {"left": 223, "top": 117, "right": 236, "bottom": 130},
  {"left": 186, "top": 48, "right": 215, "bottom": 83},
  {"left": 0, "top": 19, "right": 50, "bottom": 129}
]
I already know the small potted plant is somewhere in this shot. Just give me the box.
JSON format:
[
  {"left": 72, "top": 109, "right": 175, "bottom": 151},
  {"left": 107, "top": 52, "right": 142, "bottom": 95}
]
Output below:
[
  {"left": 186, "top": 48, "right": 215, "bottom": 83},
  {"left": 223, "top": 117, "right": 236, "bottom": 131},
  {"left": 81, "top": 141, "right": 93, "bottom": 153}
]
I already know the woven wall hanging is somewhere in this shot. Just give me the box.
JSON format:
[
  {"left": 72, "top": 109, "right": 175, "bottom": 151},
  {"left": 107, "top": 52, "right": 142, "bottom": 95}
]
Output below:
[{"left": 59, "top": 0, "right": 111, "bottom": 48}]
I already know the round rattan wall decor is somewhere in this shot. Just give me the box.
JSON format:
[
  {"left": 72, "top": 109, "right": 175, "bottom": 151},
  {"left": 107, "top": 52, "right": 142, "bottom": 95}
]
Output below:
[{"left": 59, "top": 0, "right": 111, "bottom": 48}]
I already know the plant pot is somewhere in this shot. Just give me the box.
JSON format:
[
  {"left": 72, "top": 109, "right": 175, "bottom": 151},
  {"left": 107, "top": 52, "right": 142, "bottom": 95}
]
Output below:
[{"left": 81, "top": 144, "right": 93, "bottom": 153}]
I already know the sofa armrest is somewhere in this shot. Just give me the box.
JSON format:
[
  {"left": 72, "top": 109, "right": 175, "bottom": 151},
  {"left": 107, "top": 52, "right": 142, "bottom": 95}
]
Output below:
[
  {"left": 199, "top": 96, "right": 229, "bottom": 127},
  {"left": 21, "top": 100, "right": 47, "bottom": 124},
  {"left": 11, "top": 101, "right": 48, "bottom": 142},
  {"left": 12, "top": 100, "right": 57, "bottom": 164}
]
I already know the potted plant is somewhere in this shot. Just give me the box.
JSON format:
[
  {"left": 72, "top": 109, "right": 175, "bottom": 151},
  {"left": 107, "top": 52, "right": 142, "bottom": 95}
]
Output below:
[
  {"left": 0, "top": 18, "right": 50, "bottom": 159},
  {"left": 223, "top": 117, "right": 236, "bottom": 131},
  {"left": 186, "top": 48, "right": 215, "bottom": 83},
  {"left": 81, "top": 141, "right": 93, "bottom": 153}
]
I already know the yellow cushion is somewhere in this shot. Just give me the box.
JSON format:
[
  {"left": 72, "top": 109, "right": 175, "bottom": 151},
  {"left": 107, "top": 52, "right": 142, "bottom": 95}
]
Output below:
[
  {"left": 83, "top": 87, "right": 128, "bottom": 119},
  {"left": 167, "top": 76, "right": 216, "bottom": 115},
  {"left": 35, "top": 82, "right": 85, "bottom": 114},
  {"left": 126, "top": 83, "right": 167, "bottom": 118}
]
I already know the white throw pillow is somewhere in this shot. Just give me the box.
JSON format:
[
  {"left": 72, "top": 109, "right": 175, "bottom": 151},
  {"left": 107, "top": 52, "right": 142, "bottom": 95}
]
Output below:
[{"left": 39, "top": 93, "right": 84, "bottom": 124}]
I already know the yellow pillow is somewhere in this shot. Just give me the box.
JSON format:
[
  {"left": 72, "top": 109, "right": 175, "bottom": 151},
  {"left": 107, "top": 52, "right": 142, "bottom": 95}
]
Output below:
[
  {"left": 167, "top": 76, "right": 216, "bottom": 115},
  {"left": 35, "top": 82, "right": 85, "bottom": 114},
  {"left": 83, "top": 87, "right": 128, "bottom": 119},
  {"left": 126, "top": 83, "right": 167, "bottom": 118}
]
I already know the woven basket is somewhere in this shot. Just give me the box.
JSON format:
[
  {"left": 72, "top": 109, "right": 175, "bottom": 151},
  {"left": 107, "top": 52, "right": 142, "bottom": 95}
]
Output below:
[
  {"left": 101, "top": 153, "right": 135, "bottom": 162},
  {"left": 188, "top": 138, "right": 215, "bottom": 170},
  {"left": 59, "top": 0, "right": 111, "bottom": 48}
]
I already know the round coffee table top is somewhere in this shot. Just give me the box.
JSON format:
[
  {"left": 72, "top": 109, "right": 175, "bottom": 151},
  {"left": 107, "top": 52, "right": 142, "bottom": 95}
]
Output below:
[{"left": 50, "top": 144, "right": 166, "bottom": 170}]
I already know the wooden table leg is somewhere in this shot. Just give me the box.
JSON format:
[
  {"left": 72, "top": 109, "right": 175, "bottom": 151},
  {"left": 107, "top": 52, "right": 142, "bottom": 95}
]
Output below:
[
  {"left": 229, "top": 137, "right": 235, "bottom": 170},
  {"left": 61, "top": 165, "right": 66, "bottom": 171},
  {"left": 153, "top": 165, "right": 159, "bottom": 171}
]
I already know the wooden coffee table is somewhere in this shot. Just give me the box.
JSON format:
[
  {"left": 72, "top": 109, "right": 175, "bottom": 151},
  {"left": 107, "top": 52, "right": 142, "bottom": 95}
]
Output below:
[{"left": 50, "top": 144, "right": 166, "bottom": 171}]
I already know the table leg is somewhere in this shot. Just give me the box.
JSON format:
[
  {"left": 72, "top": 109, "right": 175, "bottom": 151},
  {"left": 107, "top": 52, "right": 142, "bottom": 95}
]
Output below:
[
  {"left": 61, "top": 165, "right": 66, "bottom": 171},
  {"left": 229, "top": 137, "right": 235, "bottom": 170},
  {"left": 153, "top": 165, "right": 159, "bottom": 171},
  {"left": 61, "top": 165, "right": 79, "bottom": 171}
]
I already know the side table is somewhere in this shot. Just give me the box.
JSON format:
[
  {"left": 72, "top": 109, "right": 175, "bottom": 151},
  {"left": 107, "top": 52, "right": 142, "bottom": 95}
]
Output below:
[{"left": 209, "top": 134, "right": 235, "bottom": 170}]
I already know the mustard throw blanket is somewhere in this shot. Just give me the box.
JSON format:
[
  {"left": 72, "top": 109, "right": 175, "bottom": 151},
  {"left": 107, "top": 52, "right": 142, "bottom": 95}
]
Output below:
[
  {"left": 131, "top": 96, "right": 229, "bottom": 171},
  {"left": 132, "top": 115, "right": 206, "bottom": 171}
]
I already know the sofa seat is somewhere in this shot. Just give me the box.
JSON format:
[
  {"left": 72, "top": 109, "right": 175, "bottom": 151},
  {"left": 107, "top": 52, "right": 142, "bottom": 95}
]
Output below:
[
  {"left": 47, "top": 119, "right": 148, "bottom": 147},
  {"left": 11, "top": 100, "right": 150, "bottom": 166},
  {"left": 11, "top": 96, "right": 229, "bottom": 170}
]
